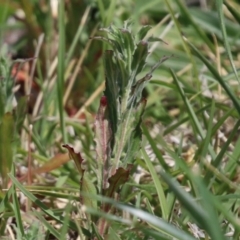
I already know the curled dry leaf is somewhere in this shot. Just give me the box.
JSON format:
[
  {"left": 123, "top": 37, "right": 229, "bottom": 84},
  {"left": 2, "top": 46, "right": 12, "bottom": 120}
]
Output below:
[
  {"left": 63, "top": 144, "right": 97, "bottom": 211},
  {"left": 104, "top": 164, "right": 133, "bottom": 198}
]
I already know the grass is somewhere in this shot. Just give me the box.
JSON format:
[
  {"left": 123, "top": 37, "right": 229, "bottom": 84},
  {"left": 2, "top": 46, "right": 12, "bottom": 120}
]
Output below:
[{"left": 1, "top": 0, "right": 240, "bottom": 239}]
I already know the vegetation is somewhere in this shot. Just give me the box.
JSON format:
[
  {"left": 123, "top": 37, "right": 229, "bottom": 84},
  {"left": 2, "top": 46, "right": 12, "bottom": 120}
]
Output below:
[{"left": 1, "top": 0, "right": 240, "bottom": 239}]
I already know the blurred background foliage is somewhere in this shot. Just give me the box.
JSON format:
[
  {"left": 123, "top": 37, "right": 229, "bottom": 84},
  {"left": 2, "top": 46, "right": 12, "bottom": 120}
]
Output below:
[
  {"left": 1, "top": 0, "right": 227, "bottom": 119},
  {"left": 1, "top": 0, "right": 240, "bottom": 239}
]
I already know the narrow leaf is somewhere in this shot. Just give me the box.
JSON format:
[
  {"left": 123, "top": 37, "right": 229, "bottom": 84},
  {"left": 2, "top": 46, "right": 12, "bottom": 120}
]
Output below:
[
  {"left": 82, "top": 173, "right": 98, "bottom": 210},
  {"left": 184, "top": 38, "right": 240, "bottom": 115},
  {"left": 8, "top": 173, "right": 79, "bottom": 232},
  {"left": 136, "top": 25, "right": 152, "bottom": 41},
  {"left": 224, "top": 1, "right": 240, "bottom": 25},
  {"left": 104, "top": 50, "right": 119, "bottom": 136},
  {"left": 123, "top": 99, "right": 146, "bottom": 166},
  {"left": 159, "top": 170, "right": 208, "bottom": 227},
  {"left": 216, "top": 0, "right": 239, "bottom": 83},
  {"left": 0, "top": 113, "right": 14, "bottom": 189},
  {"left": 131, "top": 40, "right": 148, "bottom": 81},
  {"left": 142, "top": 148, "right": 168, "bottom": 220},
  {"left": 12, "top": 180, "right": 24, "bottom": 236},
  {"left": 33, "top": 210, "right": 61, "bottom": 239}
]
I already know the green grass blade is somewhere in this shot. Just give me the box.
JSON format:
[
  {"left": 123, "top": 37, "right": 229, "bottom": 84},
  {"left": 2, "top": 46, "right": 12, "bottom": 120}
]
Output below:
[
  {"left": 0, "top": 113, "right": 14, "bottom": 189},
  {"left": 89, "top": 207, "right": 194, "bottom": 239},
  {"left": 8, "top": 173, "right": 78, "bottom": 231},
  {"left": 105, "top": 0, "right": 116, "bottom": 26},
  {"left": 57, "top": 0, "right": 67, "bottom": 142},
  {"left": 197, "top": 101, "right": 215, "bottom": 160},
  {"left": 226, "top": 137, "right": 240, "bottom": 175},
  {"left": 213, "top": 196, "right": 240, "bottom": 232},
  {"left": 205, "top": 119, "right": 240, "bottom": 182},
  {"left": 160, "top": 171, "right": 226, "bottom": 240},
  {"left": 163, "top": 104, "right": 211, "bottom": 136},
  {"left": 216, "top": 0, "right": 239, "bottom": 83},
  {"left": 114, "top": 202, "right": 195, "bottom": 240},
  {"left": 159, "top": 170, "right": 207, "bottom": 224},
  {"left": 60, "top": 202, "right": 72, "bottom": 240},
  {"left": 213, "top": 119, "right": 240, "bottom": 169},
  {"left": 224, "top": 1, "right": 240, "bottom": 24},
  {"left": 184, "top": 38, "right": 240, "bottom": 115},
  {"left": 191, "top": 174, "right": 226, "bottom": 240},
  {"left": 170, "top": 69, "right": 216, "bottom": 160},
  {"left": 142, "top": 124, "right": 169, "bottom": 169},
  {"left": 156, "top": 133, "right": 237, "bottom": 238},
  {"left": 0, "top": 185, "right": 13, "bottom": 213},
  {"left": 163, "top": 0, "right": 191, "bottom": 59},
  {"left": 33, "top": 210, "right": 61, "bottom": 239},
  {"left": 12, "top": 183, "right": 24, "bottom": 237},
  {"left": 141, "top": 148, "right": 168, "bottom": 220},
  {"left": 108, "top": 227, "right": 121, "bottom": 240},
  {"left": 140, "top": 228, "right": 173, "bottom": 240},
  {"left": 82, "top": 193, "right": 195, "bottom": 239},
  {"left": 65, "top": 6, "right": 91, "bottom": 65},
  {"left": 96, "top": 0, "right": 105, "bottom": 24},
  {"left": 23, "top": 125, "right": 47, "bottom": 157},
  {"left": 210, "top": 108, "right": 234, "bottom": 138},
  {"left": 175, "top": 0, "right": 214, "bottom": 51}
]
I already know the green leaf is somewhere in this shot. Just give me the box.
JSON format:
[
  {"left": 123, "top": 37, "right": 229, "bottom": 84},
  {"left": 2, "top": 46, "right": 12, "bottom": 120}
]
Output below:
[
  {"left": 0, "top": 112, "right": 14, "bottom": 189},
  {"left": 224, "top": 1, "right": 240, "bottom": 25},
  {"left": 205, "top": 119, "right": 240, "bottom": 183},
  {"left": 33, "top": 210, "right": 61, "bottom": 239},
  {"left": 119, "top": 28, "right": 135, "bottom": 68},
  {"left": 8, "top": 173, "right": 80, "bottom": 232},
  {"left": 216, "top": 0, "right": 239, "bottom": 83},
  {"left": 131, "top": 40, "right": 148, "bottom": 83},
  {"left": 57, "top": 0, "right": 67, "bottom": 142},
  {"left": 142, "top": 124, "right": 169, "bottom": 170},
  {"left": 159, "top": 171, "right": 207, "bottom": 230},
  {"left": 170, "top": 69, "right": 216, "bottom": 160},
  {"left": 122, "top": 99, "right": 146, "bottom": 165},
  {"left": 84, "top": 195, "right": 195, "bottom": 240},
  {"left": 142, "top": 148, "right": 169, "bottom": 220},
  {"left": 12, "top": 178, "right": 24, "bottom": 237},
  {"left": 82, "top": 173, "right": 98, "bottom": 210},
  {"left": 136, "top": 25, "right": 152, "bottom": 41},
  {"left": 14, "top": 96, "right": 28, "bottom": 133},
  {"left": 184, "top": 38, "right": 240, "bottom": 115},
  {"left": 104, "top": 50, "right": 119, "bottom": 136},
  {"left": 130, "top": 55, "right": 171, "bottom": 106},
  {"left": 175, "top": 0, "right": 214, "bottom": 51}
]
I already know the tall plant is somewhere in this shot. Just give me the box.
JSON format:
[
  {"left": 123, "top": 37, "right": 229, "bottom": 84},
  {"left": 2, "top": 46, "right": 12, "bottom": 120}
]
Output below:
[{"left": 63, "top": 21, "right": 168, "bottom": 237}]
